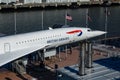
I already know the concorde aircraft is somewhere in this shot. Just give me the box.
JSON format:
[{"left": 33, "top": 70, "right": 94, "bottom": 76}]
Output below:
[{"left": 0, "top": 27, "right": 106, "bottom": 66}]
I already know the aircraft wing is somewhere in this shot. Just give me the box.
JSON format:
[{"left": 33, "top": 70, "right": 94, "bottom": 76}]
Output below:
[{"left": 0, "top": 45, "right": 45, "bottom": 67}]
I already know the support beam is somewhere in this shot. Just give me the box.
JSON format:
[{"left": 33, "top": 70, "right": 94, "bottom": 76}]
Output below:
[
  {"left": 86, "top": 42, "right": 93, "bottom": 68},
  {"left": 38, "top": 49, "right": 46, "bottom": 68},
  {"left": 35, "top": 53, "right": 39, "bottom": 61},
  {"left": 79, "top": 42, "right": 86, "bottom": 76},
  {"left": 38, "top": 50, "right": 45, "bottom": 62},
  {"left": 85, "top": 42, "right": 88, "bottom": 67},
  {"left": 65, "top": 45, "right": 68, "bottom": 58},
  {"left": 58, "top": 47, "right": 62, "bottom": 61}
]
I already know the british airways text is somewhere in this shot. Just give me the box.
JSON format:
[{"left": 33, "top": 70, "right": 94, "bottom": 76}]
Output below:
[{"left": 47, "top": 37, "right": 69, "bottom": 43}]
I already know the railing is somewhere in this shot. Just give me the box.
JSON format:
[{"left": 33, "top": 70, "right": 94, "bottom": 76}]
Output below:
[
  {"left": 93, "top": 44, "right": 120, "bottom": 57},
  {"left": 93, "top": 37, "right": 120, "bottom": 48}
]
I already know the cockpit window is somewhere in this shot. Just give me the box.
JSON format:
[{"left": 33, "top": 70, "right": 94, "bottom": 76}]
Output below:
[{"left": 87, "top": 29, "right": 91, "bottom": 32}]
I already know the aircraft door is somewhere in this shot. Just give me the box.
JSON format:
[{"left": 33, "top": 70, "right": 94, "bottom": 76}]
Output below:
[{"left": 4, "top": 43, "right": 10, "bottom": 53}]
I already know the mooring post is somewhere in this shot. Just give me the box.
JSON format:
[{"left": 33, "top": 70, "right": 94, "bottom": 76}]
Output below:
[{"left": 79, "top": 42, "right": 86, "bottom": 76}]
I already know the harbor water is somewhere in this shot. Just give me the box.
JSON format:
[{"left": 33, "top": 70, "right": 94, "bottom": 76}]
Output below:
[{"left": 0, "top": 6, "right": 120, "bottom": 39}]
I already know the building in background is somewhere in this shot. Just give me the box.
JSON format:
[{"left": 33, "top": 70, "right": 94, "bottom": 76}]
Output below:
[
  {"left": 1, "top": 0, "right": 17, "bottom": 4},
  {"left": 19, "top": 0, "right": 42, "bottom": 4},
  {"left": 0, "top": 0, "right": 93, "bottom": 4}
]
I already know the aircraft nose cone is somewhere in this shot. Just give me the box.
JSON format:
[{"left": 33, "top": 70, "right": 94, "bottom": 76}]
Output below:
[
  {"left": 97, "top": 31, "right": 107, "bottom": 35},
  {"left": 86, "top": 31, "right": 107, "bottom": 39}
]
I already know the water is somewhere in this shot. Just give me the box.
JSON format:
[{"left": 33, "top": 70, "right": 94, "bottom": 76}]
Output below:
[{"left": 0, "top": 6, "right": 120, "bottom": 40}]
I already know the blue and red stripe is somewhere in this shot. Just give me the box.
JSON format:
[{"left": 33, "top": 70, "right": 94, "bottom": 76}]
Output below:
[{"left": 66, "top": 30, "right": 82, "bottom": 36}]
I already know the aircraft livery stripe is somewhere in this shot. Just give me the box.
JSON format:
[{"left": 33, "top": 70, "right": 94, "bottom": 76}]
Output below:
[{"left": 66, "top": 30, "right": 82, "bottom": 34}]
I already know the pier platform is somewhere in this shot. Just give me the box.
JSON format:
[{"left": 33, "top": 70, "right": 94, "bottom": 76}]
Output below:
[
  {"left": 45, "top": 46, "right": 106, "bottom": 69},
  {"left": 0, "top": 44, "right": 119, "bottom": 80},
  {"left": 57, "top": 57, "right": 120, "bottom": 80}
]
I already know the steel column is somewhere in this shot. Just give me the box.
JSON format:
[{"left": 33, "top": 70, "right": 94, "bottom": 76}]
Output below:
[
  {"left": 86, "top": 42, "right": 93, "bottom": 68},
  {"left": 79, "top": 42, "right": 86, "bottom": 76}
]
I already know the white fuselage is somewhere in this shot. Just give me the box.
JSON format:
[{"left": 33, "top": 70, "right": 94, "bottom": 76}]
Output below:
[
  {"left": 0, "top": 27, "right": 84, "bottom": 54},
  {"left": 0, "top": 27, "right": 106, "bottom": 66}
]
